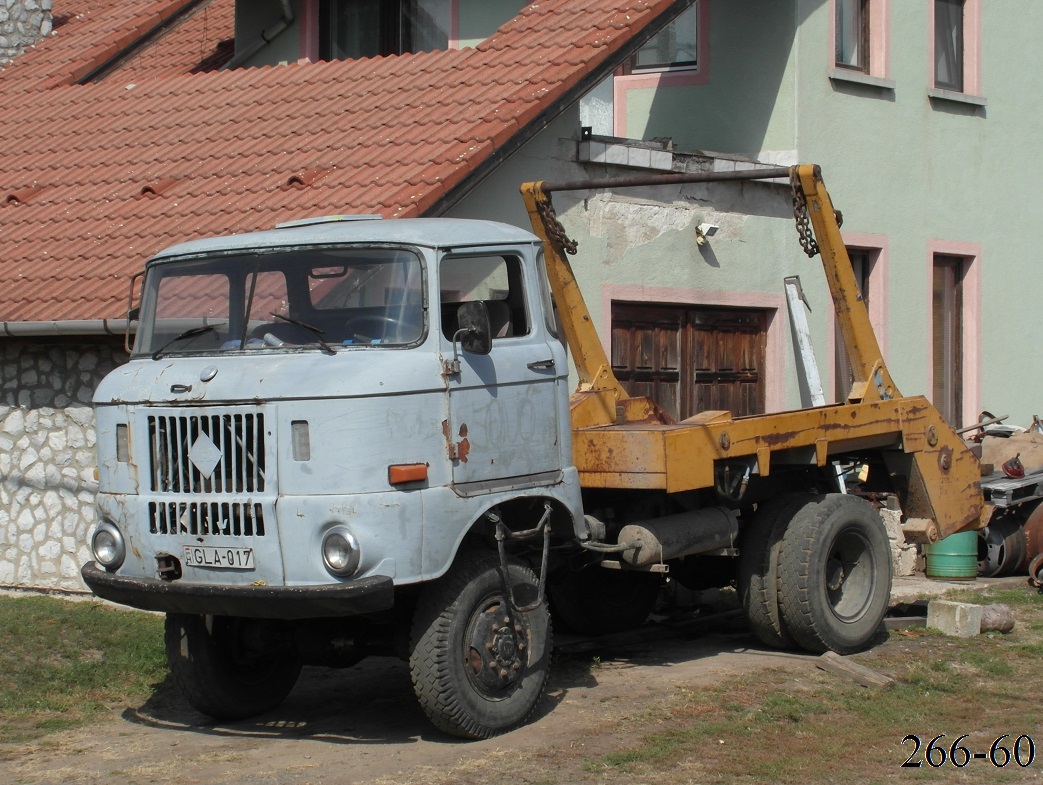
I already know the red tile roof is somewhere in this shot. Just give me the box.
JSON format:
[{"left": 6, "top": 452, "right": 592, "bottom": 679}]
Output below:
[{"left": 0, "top": 0, "right": 686, "bottom": 324}]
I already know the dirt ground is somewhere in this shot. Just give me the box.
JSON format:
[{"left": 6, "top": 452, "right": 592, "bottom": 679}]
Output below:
[{"left": 1, "top": 615, "right": 816, "bottom": 785}]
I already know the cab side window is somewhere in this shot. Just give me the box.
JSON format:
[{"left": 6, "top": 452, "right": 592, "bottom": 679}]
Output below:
[{"left": 440, "top": 255, "right": 529, "bottom": 341}]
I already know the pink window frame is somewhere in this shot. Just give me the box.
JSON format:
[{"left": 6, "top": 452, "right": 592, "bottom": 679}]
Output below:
[
  {"left": 826, "top": 234, "right": 888, "bottom": 404},
  {"left": 928, "top": 0, "right": 982, "bottom": 96},
  {"left": 828, "top": 0, "right": 891, "bottom": 79},
  {"left": 601, "top": 283, "right": 786, "bottom": 414},
  {"left": 927, "top": 240, "right": 981, "bottom": 428},
  {"left": 613, "top": 0, "right": 711, "bottom": 137}
]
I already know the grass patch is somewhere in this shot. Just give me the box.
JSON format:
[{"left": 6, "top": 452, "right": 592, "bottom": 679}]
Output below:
[
  {"left": 0, "top": 595, "right": 165, "bottom": 749},
  {"left": 586, "top": 584, "right": 1043, "bottom": 784}
]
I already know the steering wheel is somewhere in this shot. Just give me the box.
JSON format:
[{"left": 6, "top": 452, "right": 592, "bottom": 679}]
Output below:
[{"left": 345, "top": 315, "right": 402, "bottom": 342}]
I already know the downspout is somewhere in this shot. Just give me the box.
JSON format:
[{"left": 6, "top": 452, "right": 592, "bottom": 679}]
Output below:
[{"left": 222, "top": 0, "right": 296, "bottom": 70}]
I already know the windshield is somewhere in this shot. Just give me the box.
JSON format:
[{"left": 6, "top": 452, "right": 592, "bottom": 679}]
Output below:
[{"left": 134, "top": 247, "right": 425, "bottom": 357}]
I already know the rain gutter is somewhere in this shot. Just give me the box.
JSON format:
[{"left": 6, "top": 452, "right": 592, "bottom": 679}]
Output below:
[{"left": 0, "top": 320, "right": 133, "bottom": 338}]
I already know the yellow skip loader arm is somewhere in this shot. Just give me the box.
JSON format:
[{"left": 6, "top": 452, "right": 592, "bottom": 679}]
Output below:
[{"left": 521, "top": 164, "right": 981, "bottom": 543}]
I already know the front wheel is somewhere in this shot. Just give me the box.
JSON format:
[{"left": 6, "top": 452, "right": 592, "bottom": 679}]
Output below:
[
  {"left": 164, "top": 614, "right": 302, "bottom": 720},
  {"left": 409, "top": 553, "right": 551, "bottom": 739},
  {"left": 776, "top": 494, "right": 892, "bottom": 654}
]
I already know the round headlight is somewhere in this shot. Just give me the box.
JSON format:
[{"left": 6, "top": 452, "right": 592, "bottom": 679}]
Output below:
[
  {"left": 322, "top": 527, "right": 360, "bottom": 577},
  {"left": 92, "top": 522, "right": 126, "bottom": 571}
]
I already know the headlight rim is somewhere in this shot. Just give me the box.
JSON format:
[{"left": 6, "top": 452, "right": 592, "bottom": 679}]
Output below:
[
  {"left": 321, "top": 526, "right": 361, "bottom": 578},
  {"left": 92, "top": 521, "right": 126, "bottom": 572}
]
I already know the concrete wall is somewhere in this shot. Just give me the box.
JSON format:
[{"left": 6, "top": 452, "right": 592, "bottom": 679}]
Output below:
[
  {"left": 0, "top": 0, "right": 52, "bottom": 63},
  {"left": 0, "top": 340, "right": 125, "bottom": 592}
]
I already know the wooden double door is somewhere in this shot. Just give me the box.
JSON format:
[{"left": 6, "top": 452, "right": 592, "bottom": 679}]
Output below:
[{"left": 611, "top": 302, "right": 767, "bottom": 420}]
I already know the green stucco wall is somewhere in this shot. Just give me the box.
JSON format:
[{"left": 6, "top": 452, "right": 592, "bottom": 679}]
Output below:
[
  {"left": 621, "top": 0, "right": 798, "bottom": 159},
  {"left": 611, "top": 0, "right": 1043, "bottom": 427}
]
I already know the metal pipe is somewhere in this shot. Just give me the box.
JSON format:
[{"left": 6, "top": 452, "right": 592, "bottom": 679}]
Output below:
[{"left": 540, "top": 167, "right": 792, "bottom": 194}]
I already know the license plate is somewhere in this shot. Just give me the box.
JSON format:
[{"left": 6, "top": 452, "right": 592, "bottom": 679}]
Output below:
[{"left": 183, "top": 545, "right": 255, "bottom": 570}]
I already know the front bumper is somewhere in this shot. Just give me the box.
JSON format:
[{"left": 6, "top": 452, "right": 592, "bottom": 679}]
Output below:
[{"left": 81, "top": 561, "right": 395, "bottom": 619}]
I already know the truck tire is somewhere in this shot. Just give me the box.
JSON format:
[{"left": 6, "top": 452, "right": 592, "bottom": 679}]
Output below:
[
  {"left": 409, "top": 553, "right": 551, "bottom": 739},
  {"left": 777, "top": 494, "right": 892, "bottom": 655},
  {"left": 548, "top": 566, "right": 661, "bottom": 635},
  {"left": 738, "top": 494, "right": 808, "bottom": 649},
  {"left": 164, "top": 613, "right": 302, "bottom": 721}
]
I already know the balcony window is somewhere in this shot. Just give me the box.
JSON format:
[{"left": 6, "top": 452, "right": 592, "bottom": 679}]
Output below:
[
  {"left": 319, "top": 0, "right": 449, "bottom": 60},
  {"left": 631, "top": 3, "right": 699, "bottom": 72}
]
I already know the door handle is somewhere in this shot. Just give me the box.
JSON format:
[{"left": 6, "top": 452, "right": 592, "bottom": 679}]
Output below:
[{"left": 527, "top": 359, "right": 555, "bottom": 370}]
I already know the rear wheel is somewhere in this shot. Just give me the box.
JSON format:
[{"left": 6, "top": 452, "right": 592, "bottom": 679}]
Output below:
[
  {"left": 164, "top": 614, "right": 302, "bottom": 720},
  {"left": 738, "top": 494, "right": 808, "bottom": 648},
  {"left": 776, "top": 494, "right": 892, "bottom": 654},
  {"left": 409, "top": 553, "right": 551, "bottom": 739}
]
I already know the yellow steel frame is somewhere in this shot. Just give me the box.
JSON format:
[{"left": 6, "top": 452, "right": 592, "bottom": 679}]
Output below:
[{"left": 520, "top": 165, "right": 982, "bottom": 542}]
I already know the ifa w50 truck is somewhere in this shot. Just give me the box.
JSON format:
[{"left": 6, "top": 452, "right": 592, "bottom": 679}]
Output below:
[{"left": 83, "top": 165, "right": 982, "bottom": 738}]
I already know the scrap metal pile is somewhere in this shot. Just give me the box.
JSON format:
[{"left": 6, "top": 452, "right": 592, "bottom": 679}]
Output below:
[{"left": 966, "top": 413, "right": 1043, "bottom": 588}]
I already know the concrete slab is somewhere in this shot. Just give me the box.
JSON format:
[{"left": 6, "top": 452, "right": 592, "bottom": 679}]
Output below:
[{"left": 890, "top": 574, "right": 1027, "bottom": 605}]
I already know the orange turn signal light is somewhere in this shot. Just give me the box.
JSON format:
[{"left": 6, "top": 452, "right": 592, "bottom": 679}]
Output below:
[{"left": 388, "top": 463, "right": 428, "bottom": 485}]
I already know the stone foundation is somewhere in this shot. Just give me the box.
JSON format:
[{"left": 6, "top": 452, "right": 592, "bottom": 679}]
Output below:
[
  {"left": 0, "top": 0, "right": 52, "bottom": 63},
  {"left": 0, "top": 339, "right": 126, "bottom": 592}
]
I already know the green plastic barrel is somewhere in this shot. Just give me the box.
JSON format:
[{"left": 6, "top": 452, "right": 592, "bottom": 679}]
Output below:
[{"left": 925, "top": 530, "right": 978, "bottom": 581}]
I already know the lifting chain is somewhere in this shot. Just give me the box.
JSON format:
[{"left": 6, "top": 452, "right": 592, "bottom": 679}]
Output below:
[
  {"left": 535, "top": 193, "right": 579, "bottom": 256},
  {"left": 790, "top": 168, "right": 819, "bottom": 258}
]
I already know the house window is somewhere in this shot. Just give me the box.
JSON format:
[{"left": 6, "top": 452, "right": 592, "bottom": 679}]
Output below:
[
  {"left": 834, "top": 249, "right": 872, "bottom": 402},
  {"left": 631, "top": 3, "right": 699, "bottom": 72},
  {"left": 930, "top": 0, "right": 982, "bottom": 98},
  {"left": 932, "top": 256, "right": 964, "bottom": 427},
  {"left": 611, "top": 303, "right": 767, "bottom": 420},
  {"left": 934, "top": 0, "right": 964, "bottom": 91},
  {"left": 829, "top": 0, "right": 891, "bottom": 85},
  {"left": 319, "top": 0, "right": 449, "bottom": 60},
  {"left": 835, "top": 0, "right": 869, "bottom": 71}
]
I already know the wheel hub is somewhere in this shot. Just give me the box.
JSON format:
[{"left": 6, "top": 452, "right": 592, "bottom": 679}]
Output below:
[
  {"left": 826, "top": 557, "right": 846, "bottom": 592},
  {"left": 466, "top": 604, "right": 527, "bottom": 694},
  {"left": 827, "top": 530, "right": 875, "bottom": 621}
]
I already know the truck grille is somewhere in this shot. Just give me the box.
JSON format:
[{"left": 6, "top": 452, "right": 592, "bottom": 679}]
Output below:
[
  {"left": 148, "top": 413, "right": 266, "bottom": 494},
  {"left": 149, "top": 500, "right": 265, "bottom": 536}
]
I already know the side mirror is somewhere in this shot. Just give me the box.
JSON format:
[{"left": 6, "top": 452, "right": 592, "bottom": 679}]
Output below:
[
  {"left": 456, "top": 300, "right": 492, "bottom": 356},
  {"left": 124, "top": 270, "right": 145, "bottom": 354}
]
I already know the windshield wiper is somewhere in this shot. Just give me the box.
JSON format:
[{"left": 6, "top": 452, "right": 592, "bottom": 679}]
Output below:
[
  {"left": 271, "top": 313, "right": 336, "bottom": 355},
  {"left": 151, "top": 324, "right": 224, "bottom": 360}
]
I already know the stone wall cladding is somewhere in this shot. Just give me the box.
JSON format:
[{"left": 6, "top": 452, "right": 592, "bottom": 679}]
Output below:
[
  {"left": 0, "top": 0, "right": 52, "bottom": 64},
  {"left": 0, "top": 340, "right": 126, "bottom": 592}
]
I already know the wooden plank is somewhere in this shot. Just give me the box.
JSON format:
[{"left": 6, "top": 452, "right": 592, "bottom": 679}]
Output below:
[{"left": 816, "top": 651, "right": 894, "bottom": 688}]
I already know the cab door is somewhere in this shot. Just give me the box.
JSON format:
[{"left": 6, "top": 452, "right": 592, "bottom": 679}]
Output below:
[{"left": 440, "top": 250, "right": 565, "bottom": 491}]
